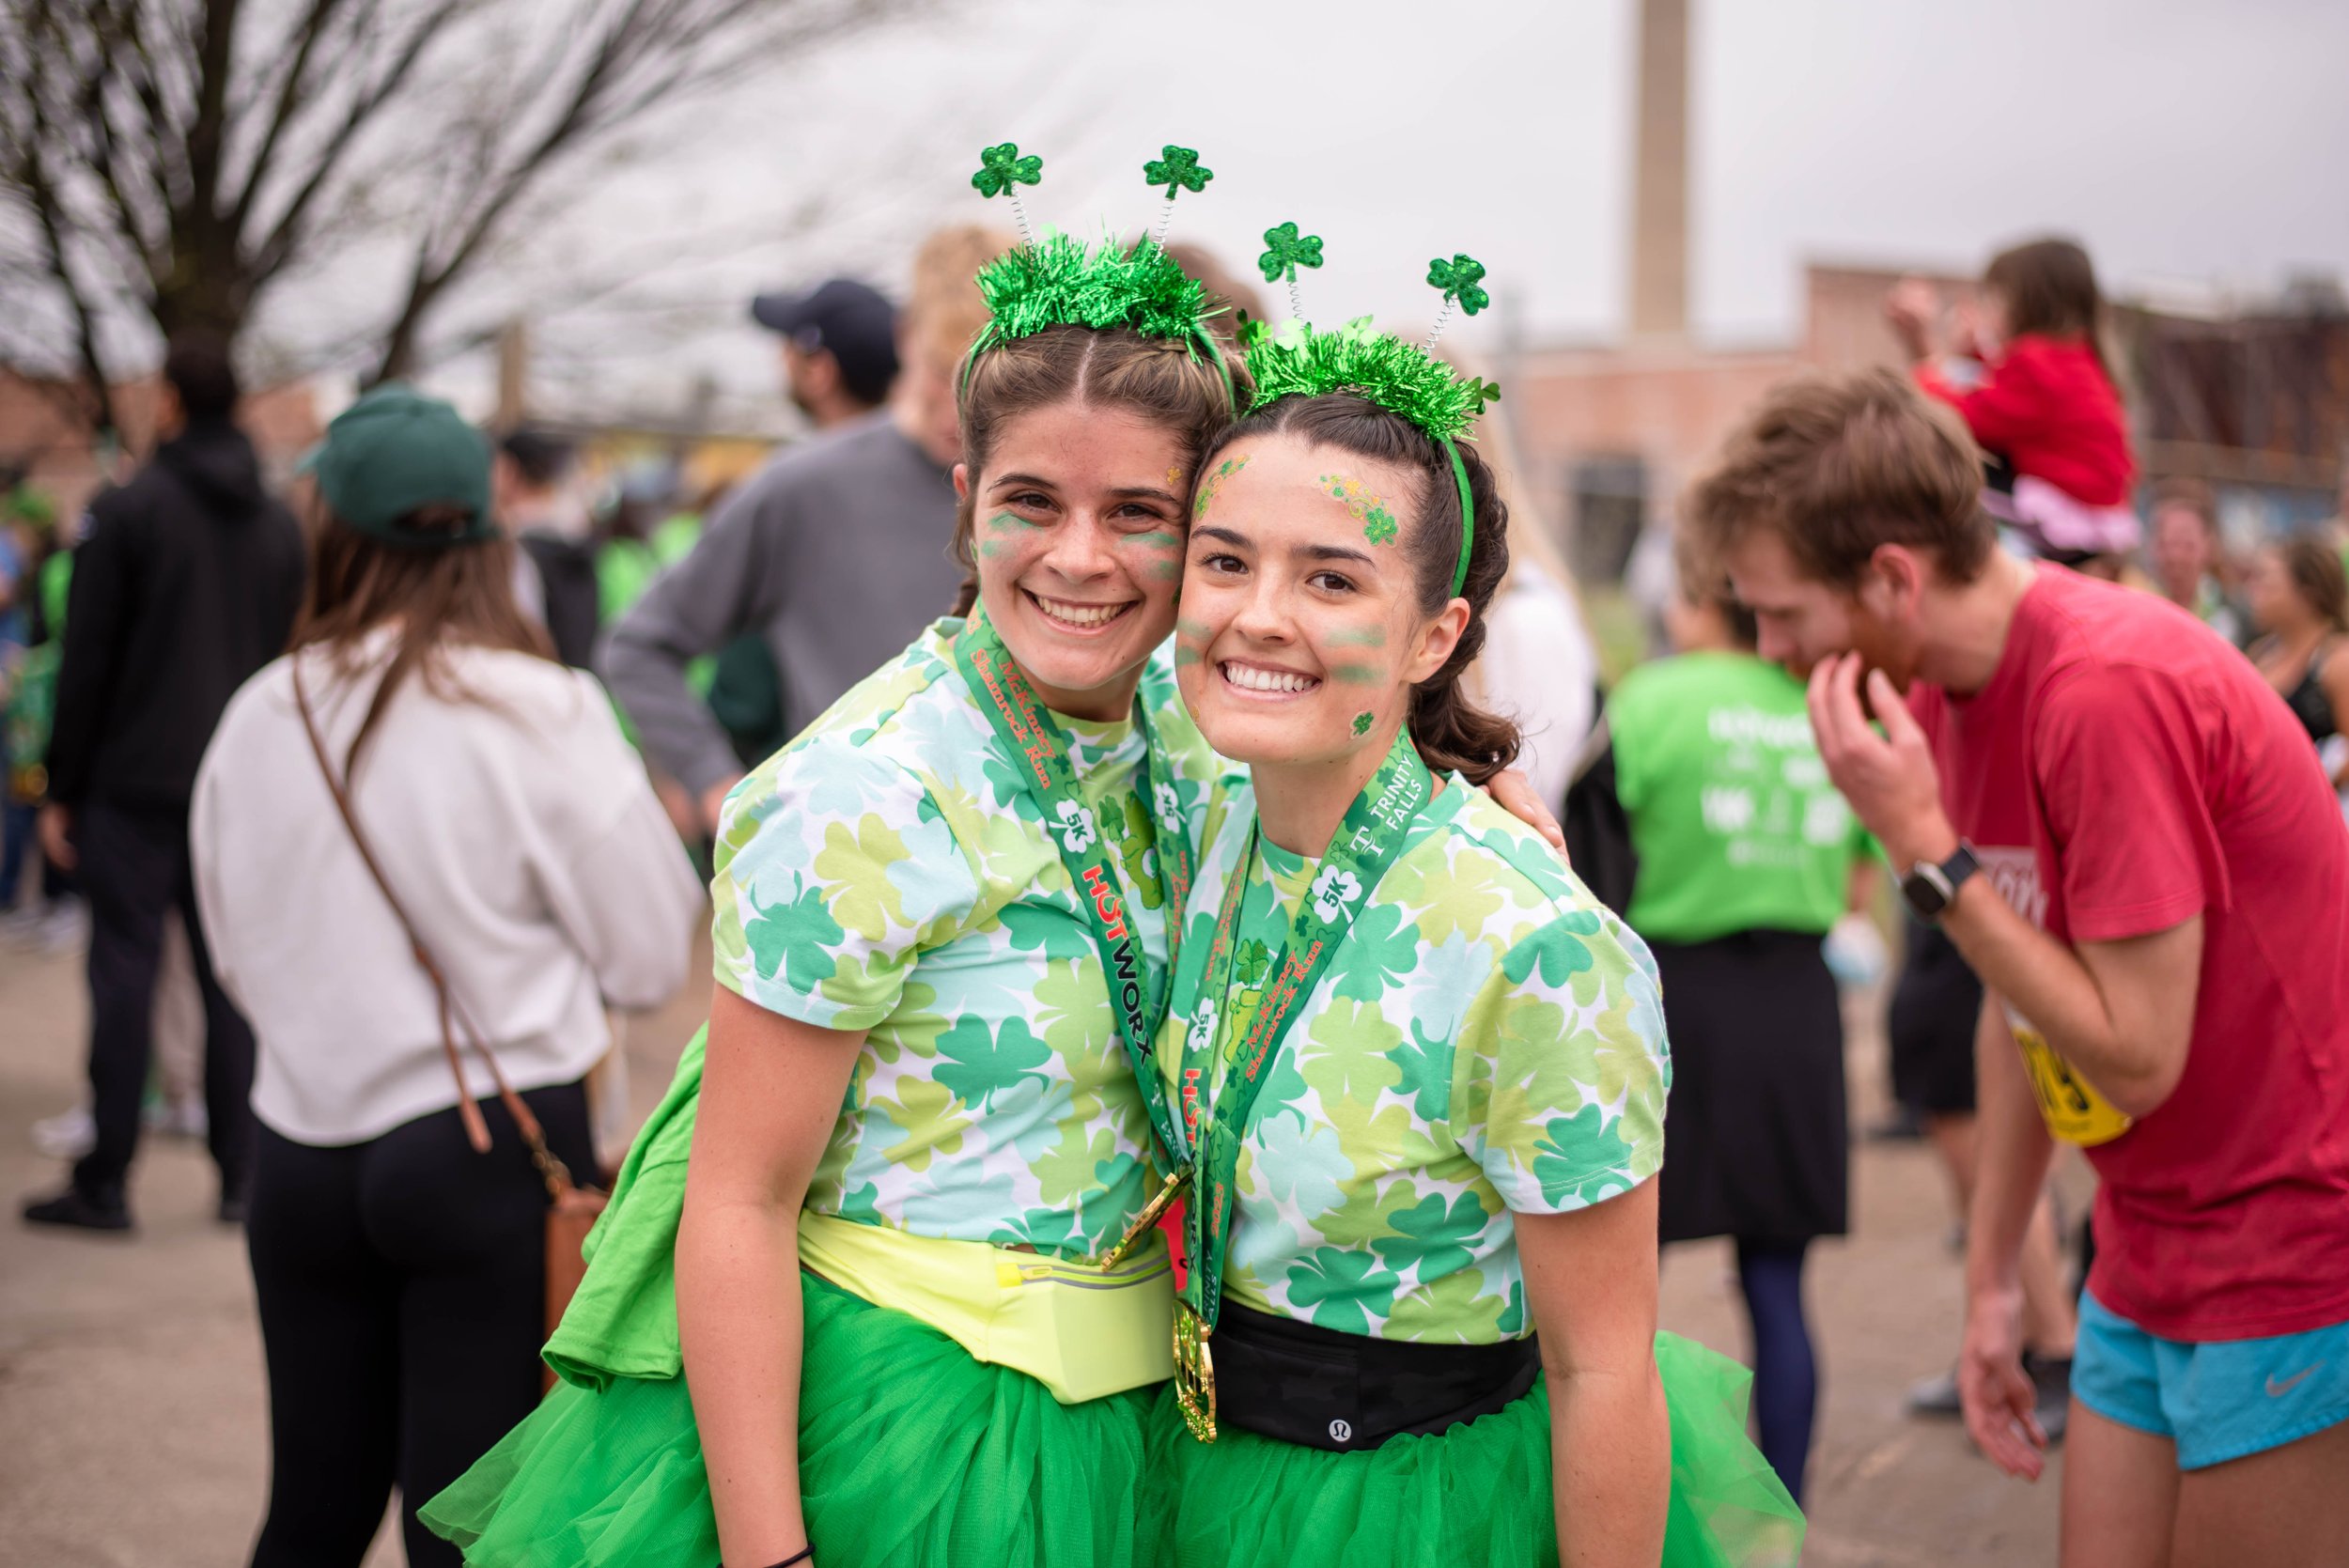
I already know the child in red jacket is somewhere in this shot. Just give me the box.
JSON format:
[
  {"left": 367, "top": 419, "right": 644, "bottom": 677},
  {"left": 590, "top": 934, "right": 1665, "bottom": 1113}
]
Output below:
[{"left": 1887, "top": 239, "right": 2138, "bottom": 574}]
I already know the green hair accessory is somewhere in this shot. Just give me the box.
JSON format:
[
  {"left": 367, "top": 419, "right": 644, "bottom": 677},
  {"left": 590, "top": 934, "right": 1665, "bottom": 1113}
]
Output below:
[
  {"left": 961, "top": 140, "right": 1237, "bottom": 412},
  {"left": 1238, "top": 246, "right": 1499, "bottom": 596},
  {"left": 1256, "top": 221, "right": 1324, "bottom": 322}
]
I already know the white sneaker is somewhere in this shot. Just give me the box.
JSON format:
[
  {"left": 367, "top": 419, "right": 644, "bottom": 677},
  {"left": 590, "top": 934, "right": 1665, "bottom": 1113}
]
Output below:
[
  {"left": 0, "top": 903, "right": 51, "bottom": 945},
  {"left": 150, "top": 1095, "right": 209, "bottom": 1141},
  {"left": 33, "top": 900, "right": 88, "bottom": 955},
  {"left": 31, "top": 1105, "right": 96, "bottom": 1159}
]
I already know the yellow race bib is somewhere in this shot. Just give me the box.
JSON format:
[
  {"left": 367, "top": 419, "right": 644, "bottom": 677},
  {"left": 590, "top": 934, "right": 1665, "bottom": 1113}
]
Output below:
[{"left": 2006, "top": 1006, "right": 2133, "bottom": 1147}]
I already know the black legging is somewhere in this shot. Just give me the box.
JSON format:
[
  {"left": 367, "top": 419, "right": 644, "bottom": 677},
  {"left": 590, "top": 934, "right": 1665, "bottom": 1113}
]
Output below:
[{"left": 245, "top": 1081, "right": 594, "bottom": 1568}]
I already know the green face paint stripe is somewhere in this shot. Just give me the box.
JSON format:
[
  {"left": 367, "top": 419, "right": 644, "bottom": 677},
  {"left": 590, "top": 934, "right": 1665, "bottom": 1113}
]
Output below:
[
  {"left": 1175, "top": 618, "right": 1212, "bottom": 642},
  {"left": 1174, "top": 644, "right": 1203, "bottom": 667},
  {"left": 1325, "top": 625, "right": 1386, "bottom": 647},
  {"left": 984, "top": 510, "right": 1039, "bottom": 532},
  {"left": 1148, "top": 558, "right": 1183, "bottom": 580},
  {"left": 1329, "top": 661, "right": 1379, "bottom": 685},
  {"left": 1124, "top": 529, "right": 1182, "bottom": 551}
]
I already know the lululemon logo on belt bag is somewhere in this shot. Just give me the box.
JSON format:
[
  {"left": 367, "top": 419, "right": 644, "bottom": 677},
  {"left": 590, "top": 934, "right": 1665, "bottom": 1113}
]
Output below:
[{"left": 1328, "top": 1419, "right": 1353, "bottom": 1444}]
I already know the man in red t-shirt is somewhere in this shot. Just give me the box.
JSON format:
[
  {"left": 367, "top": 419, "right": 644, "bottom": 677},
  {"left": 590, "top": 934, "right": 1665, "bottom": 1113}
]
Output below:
[{"left": 1685, "top": 368, "right": 2349, "bottom": 1567}]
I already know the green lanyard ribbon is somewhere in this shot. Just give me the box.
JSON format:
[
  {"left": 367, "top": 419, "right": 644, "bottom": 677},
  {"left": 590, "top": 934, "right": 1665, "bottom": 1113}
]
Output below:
[
  {"left": 1170, "top": 728, "right": 1434, "bottom": 1328},
  {"left": 949, "top": 612, "right": 1192, "bottom": 1255}
]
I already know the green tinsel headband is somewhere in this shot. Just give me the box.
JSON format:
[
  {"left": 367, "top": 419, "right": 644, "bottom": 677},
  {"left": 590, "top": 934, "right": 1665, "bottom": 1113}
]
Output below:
[
  {"left": 1241, "top": 231, "right": 1501, "bottom": 597},
  {"left": 961, "top": 141, "right": 1237, "bottom": 411}
]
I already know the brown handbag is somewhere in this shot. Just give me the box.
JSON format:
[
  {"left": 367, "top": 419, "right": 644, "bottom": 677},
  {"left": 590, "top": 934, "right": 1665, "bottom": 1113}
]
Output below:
[{"left": 292, "top": 660, "right": 606, "bottom": 1388}]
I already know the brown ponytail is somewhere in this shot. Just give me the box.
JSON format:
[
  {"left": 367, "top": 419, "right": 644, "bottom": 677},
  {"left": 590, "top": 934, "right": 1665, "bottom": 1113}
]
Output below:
[
  {"left": 949, "top": 323, "right": 1251, "bottom": 614},
  {"left": 1197, "top": 393, "right": 1520, "bottom": 785}
]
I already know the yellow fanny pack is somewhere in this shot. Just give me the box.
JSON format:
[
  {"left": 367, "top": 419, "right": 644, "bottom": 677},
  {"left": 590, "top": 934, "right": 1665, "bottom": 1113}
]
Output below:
[
  {"left": 797, "top": 1212, "right": 1174, "bottom": 1405},
  {"left": 2005, "top": 1004, "right": 2133, "bottom": 1148}
]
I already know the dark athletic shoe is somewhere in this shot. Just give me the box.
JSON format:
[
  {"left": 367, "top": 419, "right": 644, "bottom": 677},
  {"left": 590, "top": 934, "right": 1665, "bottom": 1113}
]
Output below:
[{"left": 22, "top": 1184, "right": 133, "bottom": 1232}]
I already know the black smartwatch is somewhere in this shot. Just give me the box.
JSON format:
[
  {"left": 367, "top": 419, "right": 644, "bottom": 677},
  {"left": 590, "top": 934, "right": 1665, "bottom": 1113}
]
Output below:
[{"left": 1899, "top": 842, "right": 1980, "bottom": 924}]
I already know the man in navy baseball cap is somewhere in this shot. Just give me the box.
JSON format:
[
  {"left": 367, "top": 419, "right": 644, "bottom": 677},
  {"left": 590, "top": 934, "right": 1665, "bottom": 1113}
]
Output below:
[{"left": 750, "top": 277, "right": 899, "bottom": 427}]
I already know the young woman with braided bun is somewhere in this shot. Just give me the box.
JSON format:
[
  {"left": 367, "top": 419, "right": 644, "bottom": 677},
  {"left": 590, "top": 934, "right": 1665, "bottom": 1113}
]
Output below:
[{"left": 1145, "top": 388, "right": 1802, "bottom": 1567}]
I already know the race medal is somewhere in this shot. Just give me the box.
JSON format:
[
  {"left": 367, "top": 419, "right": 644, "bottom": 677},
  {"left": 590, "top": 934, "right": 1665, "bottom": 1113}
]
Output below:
[
  {"left": 2007, "top": 1006, "right": 2133, "bottom": 1147},
  {"left": 1162, "top": 729, "right": 1435, "bottom": 1442},
  {"left": 950, "top": 612, "right": 1196, "bottom": 1262},
  {"left": 1097, "top": 1167, "right": 1187, "bottom": 1270},
  {"left": 1173, "top": 1298, "right": 1217, "bottom": 1441}
]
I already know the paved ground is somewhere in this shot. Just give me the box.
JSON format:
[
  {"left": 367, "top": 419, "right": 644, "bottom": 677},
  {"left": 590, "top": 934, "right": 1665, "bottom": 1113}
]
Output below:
[{"left": 0, "top": 925, "right": 2068, "bottom": 1566}]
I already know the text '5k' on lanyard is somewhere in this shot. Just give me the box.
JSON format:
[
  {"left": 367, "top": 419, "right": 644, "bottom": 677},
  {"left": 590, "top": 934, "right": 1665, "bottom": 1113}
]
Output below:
[{"left": 950, "top": 610, "right": 1193, "bottom": 1257}]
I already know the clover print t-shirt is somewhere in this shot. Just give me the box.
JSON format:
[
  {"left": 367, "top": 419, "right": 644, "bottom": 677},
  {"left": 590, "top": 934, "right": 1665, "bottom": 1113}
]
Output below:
[
  {"left": 1156, "top": 774, "right": 1671, "bottom": 1342},
  {"left": 711, "top": 619, "right": 1221, "bottom": 1260}
]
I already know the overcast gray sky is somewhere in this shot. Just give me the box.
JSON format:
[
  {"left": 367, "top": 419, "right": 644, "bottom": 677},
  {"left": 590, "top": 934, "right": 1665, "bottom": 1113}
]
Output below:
[{"left": 346, "top": 0, "right": 2349, "bottom": 422}]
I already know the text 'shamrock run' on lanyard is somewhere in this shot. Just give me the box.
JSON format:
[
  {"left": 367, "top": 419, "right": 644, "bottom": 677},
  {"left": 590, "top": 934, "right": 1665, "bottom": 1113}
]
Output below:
[
  {"left": 950, "top": 612, "right": 1194, "bottom": 1251},
  {"left": 1164, "top": 730, "right": 1433, "bottom": 1441}
]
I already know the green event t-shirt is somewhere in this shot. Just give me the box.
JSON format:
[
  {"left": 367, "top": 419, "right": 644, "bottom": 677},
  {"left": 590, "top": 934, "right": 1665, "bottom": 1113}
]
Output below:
[
  {"left": 1608, "top": 651, "right": 1870, "bottom": 944},
  {"left": 1155, "top": 774, "right": 1670, "bottom": 1343}
]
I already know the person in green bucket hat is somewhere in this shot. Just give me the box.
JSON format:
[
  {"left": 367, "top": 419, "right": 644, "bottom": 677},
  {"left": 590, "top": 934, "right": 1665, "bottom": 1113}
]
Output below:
[{"left": 193, "top": 380, "right": 703, "bottom": 1568}]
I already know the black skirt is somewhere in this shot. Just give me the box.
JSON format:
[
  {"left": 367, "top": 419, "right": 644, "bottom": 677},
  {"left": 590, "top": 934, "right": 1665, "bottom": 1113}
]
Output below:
[{"left": 1651, "top": 929, "right": 1848, "bottom": 1246}]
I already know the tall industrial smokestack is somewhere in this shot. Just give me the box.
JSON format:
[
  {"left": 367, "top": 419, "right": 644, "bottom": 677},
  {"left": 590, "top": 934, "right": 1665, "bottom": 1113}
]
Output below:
[{"left": 1629, "top": 0, "right": 1688, "bottom": 340}]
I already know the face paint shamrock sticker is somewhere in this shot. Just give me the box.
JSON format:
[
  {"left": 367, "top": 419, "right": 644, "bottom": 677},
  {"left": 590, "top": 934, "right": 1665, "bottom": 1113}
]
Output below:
[
  {"left": 1321, "top": 474, "right": 1399, "bottom": 546},
  {"left": 1426, "top": 254, "right": 1490, "bottom": 317},
  {"left": 972, "top": 142, "right": 1044, "bottom": 199},
  {"left": 1351, "top": 711, "right": 1375, "bottom": 737},
  {"left": 1256, "top": 222, "right": 1326, "bottom": 285},
  {"left": 1143, "top": 145, "right": 1212, "bottom": 199}
]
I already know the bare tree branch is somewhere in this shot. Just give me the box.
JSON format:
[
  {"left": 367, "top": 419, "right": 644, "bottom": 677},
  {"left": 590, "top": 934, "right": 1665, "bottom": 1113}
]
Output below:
[
  {"left": 224, "top": 0, "right": 352, "bottom": 241},
  {"left": 1, "top": 0, "right": 931, "bottom": 415}
]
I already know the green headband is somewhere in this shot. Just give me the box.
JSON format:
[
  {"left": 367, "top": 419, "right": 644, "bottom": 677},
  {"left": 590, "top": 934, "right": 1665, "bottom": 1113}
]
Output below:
[
  {"left": 1240, "top": 238, "right": 1501, "bottom": 597},
  {"left": 960, "top": 142, "right": 1240, "bottom": 416}
]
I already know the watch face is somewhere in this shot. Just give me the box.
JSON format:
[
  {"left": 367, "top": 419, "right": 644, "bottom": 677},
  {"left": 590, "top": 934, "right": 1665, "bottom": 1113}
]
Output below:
[{"left": 1903, "top": 864, "right": 1953, "bottom": 919}]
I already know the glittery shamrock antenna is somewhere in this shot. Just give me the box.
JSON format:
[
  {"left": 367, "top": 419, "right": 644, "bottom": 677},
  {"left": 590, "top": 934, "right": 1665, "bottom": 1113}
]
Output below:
[
  {"left": 971, "top": 141, "right": 1044, "bottom": 248},
  {"left": 1256, "top": 220, "right": 1325, "bottom": 325},
  {"left": 1237, "top": 243, "right": 1501, "bottom": 596},
  {"left": 1143, "top": 144, "right": 1213, "bottom": 247},
  {"left": 962, "top": 139, "right": 1237, "bottom": 409}
]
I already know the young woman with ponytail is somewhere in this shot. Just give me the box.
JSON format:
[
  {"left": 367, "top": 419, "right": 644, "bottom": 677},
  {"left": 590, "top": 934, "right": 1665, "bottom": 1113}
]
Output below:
[{"left": 1146, "top": 389, "right": 1804, "bottom": 1567}]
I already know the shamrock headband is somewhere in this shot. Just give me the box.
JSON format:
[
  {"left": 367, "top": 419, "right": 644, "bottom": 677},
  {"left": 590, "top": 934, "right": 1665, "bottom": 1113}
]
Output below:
[
  {"left": 1241, "top": 225, "right": 1500, "bottom": 597},
  {"left": 962, "top": 141, "right": 1237, "bottom": 411}
]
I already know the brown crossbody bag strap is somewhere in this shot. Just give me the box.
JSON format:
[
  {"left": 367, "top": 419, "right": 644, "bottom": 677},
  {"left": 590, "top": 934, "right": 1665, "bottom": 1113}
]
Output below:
[{"left": 290, "top": 657, "right": 577, "bottom": 1203}]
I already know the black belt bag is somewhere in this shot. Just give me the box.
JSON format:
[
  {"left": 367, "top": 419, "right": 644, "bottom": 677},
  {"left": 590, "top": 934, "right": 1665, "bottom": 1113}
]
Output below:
[{"left": 1212, "top": 1298, "right": 1540, "bottom": 1452}]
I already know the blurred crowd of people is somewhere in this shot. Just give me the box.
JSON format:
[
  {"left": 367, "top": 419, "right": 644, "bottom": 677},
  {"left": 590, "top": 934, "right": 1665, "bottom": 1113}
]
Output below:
[{"left": 4, "top": 211, "right": 2346, "bottom": 1568}]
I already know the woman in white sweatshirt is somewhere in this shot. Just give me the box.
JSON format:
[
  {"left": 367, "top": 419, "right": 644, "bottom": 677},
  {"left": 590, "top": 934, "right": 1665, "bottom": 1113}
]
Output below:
[{"left": 191, "top": 384, "right": 703, "bottom": 1568}]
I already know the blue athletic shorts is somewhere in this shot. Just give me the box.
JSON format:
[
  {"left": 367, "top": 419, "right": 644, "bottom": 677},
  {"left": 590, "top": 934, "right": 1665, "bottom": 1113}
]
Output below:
[{"left": 2075, "top": 1289, "right": 2349, "bottom": 1470}]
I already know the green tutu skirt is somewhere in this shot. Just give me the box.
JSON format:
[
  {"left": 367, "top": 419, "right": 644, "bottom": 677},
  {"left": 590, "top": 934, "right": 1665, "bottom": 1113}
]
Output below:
[
  {"left": 1145, "top": 1330, "right": 1803, "bottom": 1567},
  {"left": 420, "top": 1271, "right": 1158, "bottom": 1567}
]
